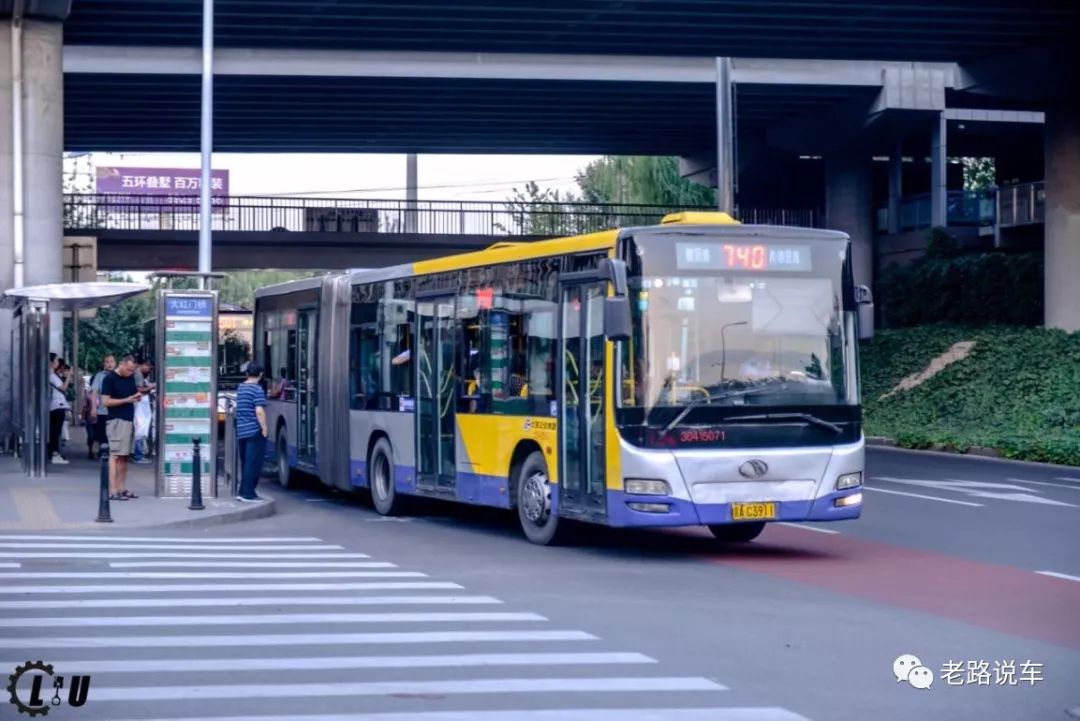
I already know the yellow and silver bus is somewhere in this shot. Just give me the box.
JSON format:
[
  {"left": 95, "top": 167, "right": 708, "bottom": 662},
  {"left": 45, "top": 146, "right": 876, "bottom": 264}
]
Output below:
[{"left": 253, "top": 212, "right": 868, "bottom": 544}]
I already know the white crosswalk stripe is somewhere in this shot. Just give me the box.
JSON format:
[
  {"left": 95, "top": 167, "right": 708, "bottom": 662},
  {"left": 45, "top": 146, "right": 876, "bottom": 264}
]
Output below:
[{"left": 0, "top": 534, "right": 815, "bottom": 721}]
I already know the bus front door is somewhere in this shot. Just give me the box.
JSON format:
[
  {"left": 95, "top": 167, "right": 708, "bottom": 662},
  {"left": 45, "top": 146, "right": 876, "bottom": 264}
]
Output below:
[
  {"left": 297, "top": 309, "right": 317, "bottom": 464},
  {"left": 416, "top": 296, "right": 456, "bottom": 492},
  {"left": 558, "top": 282, "right": 607, "bottom": 521}
]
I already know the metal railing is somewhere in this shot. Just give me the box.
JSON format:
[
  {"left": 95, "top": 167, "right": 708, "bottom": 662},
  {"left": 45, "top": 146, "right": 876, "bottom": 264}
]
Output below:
[
  {"left": 996, "top": 181, "right": 1044, "bottom": 228},
  {"left": 875, "top": 183, "right": 1045, "bottom": 234},
  {"left": 63, "top": 193, "right": 821, "bottom": 236}
]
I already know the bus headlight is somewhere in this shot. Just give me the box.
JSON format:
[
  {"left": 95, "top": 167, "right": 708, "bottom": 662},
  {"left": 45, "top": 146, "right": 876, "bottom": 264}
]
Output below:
[
  {"left": 835, "top": 472, "right": 862, "bottom": 490},
  {"left": 624, "top": 479, "right": 670, "bottom": 496}
]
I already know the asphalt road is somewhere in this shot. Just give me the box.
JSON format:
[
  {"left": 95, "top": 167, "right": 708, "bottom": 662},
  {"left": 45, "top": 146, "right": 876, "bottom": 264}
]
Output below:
[{"left": 0, "top": 447, "right": 1077, "bottom": 721}]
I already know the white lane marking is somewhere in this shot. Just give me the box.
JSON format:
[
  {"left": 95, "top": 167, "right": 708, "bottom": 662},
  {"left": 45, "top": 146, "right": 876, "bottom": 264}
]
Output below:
[
  {"left": 0, "top": 595, "right": 502, "bottom": 610},
  {"left": 0, "top": 563, "right": 19, "bottom": 568},
  {"left": 1035, "top": 570, "right": 1080, "bottom": 583},
  {"left": 775, "top": 523, "right": 840, "bottom": 535},
  {"left": 1056, "top": 477, "right": 1080, "bottom": 483},
  {"left": 1006, "top": 477, "right": 1080, "bottom": 492},
  {"left": 85, "top": 677, "right": 728, "bottom": 702},
  {"left": 0, "top": 543, "right": 344, "bottom": 550},
  {"left": 0, "top": 535, "right": 324, "bottom": 543},
  {"left": 108, "top": 561, "right": 393, "bottom": 568},
  {"left": 0, "top": 552, "right": 370, "bottom": 559},
  {"left": 875, "top": 476, "right": 1074, "bottom": 507},
  {"left": 0, "top": 581, "right": 462, "bottom": 594},
  {"left": 0, "top": 571, "right": 424, "bottom": 579},
  {"left": 863, "top": 486, "right": 983, "bottom": 507},
  {"left": 0, "top": 612, "right": 547, "bottom": 628},
  {"left": 0, "top": 630, "right": 597, "bottom": 649},
  {"left": 8, "top": 652, "right": 655, "bottom": 673},
  {"left": 104, "top": 710, "right": 810, "bottom": 721}
]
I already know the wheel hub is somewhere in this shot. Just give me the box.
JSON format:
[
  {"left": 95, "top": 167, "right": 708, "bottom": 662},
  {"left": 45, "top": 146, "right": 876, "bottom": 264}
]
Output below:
[{"left": 521, "top": 472, "right": 549, "bottom": 523}]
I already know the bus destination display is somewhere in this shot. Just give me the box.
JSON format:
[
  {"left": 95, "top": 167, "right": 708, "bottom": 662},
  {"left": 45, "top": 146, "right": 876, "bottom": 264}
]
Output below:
[{"left": 676, "top": 242, "right": 812, "bottom": 272}]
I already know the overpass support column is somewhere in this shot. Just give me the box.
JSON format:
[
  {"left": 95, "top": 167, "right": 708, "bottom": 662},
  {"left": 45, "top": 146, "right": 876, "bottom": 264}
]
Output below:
[
  {"left": 931, "top": 112, "right": 947, "bottom": 228},
  {"left": 1, "top": 17, "right": 64, "bottom": 426},
  {"left": 887, "top": 141, "right": 903, "bottom": 234},
  {"left": 826, "top": 151, "right": 874, "bottom": 336},
  {"left": 1044, "top": 105, "right": 1080, "bottom": 332}
]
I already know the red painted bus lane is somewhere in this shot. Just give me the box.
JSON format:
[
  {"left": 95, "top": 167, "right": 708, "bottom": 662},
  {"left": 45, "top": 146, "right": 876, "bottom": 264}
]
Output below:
[{"left": 703, "top": 525, "right": 1080, "bottom": 651}]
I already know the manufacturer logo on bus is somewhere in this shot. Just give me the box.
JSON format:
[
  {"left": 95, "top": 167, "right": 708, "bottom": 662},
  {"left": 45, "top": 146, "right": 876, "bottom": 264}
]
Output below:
[{"left": 738, "top": 460, "right": 769, "bottom": 479}]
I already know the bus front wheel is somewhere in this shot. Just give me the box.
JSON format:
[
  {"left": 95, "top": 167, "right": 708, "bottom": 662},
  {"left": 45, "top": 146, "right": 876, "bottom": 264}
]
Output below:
[
  {"left": 370, "top": 437, "right": 405, "bottom": 516},
  {"left": 708, "top": 522, "right": 766, "bottom": 543},
  {"left": 515, "top": 451, "right": 563, "bottom": 546}
]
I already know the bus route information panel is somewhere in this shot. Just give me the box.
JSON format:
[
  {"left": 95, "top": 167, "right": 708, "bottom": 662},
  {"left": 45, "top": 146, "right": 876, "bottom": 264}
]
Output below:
[{"left": 155, "top": 291, "right": 218, "bottom": 499}]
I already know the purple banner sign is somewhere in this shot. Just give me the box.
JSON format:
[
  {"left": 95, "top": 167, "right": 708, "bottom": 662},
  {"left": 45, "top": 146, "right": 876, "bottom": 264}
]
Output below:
[{"left": 97, "top": 167, "right": 230, "bottom": 195}]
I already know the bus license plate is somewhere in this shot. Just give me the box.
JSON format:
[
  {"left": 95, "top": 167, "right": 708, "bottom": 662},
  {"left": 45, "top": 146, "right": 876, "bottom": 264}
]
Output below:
[{"left": 731, "top": 502, "right": 776, "bottom": 521}]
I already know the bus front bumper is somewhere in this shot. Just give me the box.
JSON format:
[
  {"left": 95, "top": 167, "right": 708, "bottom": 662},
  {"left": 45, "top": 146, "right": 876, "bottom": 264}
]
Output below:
[{"left": 604, "top": 488, "right": 862, "bottom": 528}]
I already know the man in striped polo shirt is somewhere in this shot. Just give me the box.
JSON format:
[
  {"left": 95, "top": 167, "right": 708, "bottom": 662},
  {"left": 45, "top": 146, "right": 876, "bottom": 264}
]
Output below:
[{"left": 235, "top": 362, "right": 269, "bottom": 502}]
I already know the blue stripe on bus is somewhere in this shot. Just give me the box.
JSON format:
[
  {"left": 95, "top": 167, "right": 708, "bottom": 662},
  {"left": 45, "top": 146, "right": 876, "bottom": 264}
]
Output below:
[{"left": 455, "top": 472, "right": 511, "bottom": 509}]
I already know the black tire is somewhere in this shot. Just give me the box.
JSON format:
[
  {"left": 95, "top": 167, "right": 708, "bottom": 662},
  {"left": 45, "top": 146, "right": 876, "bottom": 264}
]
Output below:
[
  {"left": 708, "top": 522, "right": 766, "bottom": 543},
  {"left": 370, "top": 437, "right": 405, "bottom": 516},
  {"left": 276, "top": 428, "right": 294, "bottom": 489},
  {"left": 515, "top": 451, "right": 564, "bottom": 545}
]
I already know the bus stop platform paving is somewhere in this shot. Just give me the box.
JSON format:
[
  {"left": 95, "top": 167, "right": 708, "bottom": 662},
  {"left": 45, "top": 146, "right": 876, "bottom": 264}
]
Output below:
[{"left": 0, "top": 454, "right": 275, "bottom": 531}]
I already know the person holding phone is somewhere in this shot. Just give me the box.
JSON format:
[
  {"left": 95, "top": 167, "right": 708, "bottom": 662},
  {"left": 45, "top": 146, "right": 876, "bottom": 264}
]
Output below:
[{"left": 101, "top": 355, "right": 142, "bottom": 500}]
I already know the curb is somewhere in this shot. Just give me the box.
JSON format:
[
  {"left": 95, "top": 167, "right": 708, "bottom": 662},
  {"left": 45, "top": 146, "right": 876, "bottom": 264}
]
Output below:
[
  {"left": 139, "top": 496, "right": 277, "bottom": 530},
  {"left": 866, "top": 438, "right": 1080, "bottom": 471}
]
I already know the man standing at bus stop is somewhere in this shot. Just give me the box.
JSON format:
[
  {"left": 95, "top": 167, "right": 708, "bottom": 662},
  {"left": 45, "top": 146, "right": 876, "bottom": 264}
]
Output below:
[
  {"left": 235, "top": 362, "right": 268, "bottom": 502},
  {"left": 101, "top": 355, "right": 142, "bottom": 500}
]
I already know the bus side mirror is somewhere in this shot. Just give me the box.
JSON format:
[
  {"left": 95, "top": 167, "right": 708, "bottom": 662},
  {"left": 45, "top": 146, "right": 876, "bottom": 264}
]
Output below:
[
  {"left": 855, "top": 284, "right": 873, "bottom": 305},
  {"left": 604, "top": 296, "right": 632, "bottom": 341}
]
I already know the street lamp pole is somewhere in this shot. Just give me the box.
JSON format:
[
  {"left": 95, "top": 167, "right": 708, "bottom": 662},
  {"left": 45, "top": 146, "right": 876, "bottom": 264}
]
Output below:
[{"left": 198, "top": 0, "right": 214, "bottom": 286}]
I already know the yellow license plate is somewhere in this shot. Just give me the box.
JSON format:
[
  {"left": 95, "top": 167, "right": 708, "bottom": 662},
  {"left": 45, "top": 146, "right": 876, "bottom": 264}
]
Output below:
[{"left": 731, "top": 502, "right": 777, "bottom": 521}]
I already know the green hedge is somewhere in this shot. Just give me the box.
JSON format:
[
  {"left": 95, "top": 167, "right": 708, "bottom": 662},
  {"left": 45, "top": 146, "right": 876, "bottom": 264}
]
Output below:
[
  {"left": 877, "top": 252, "right": 1043, "bottom": 328},
  {"left": 861, "top": 325, "right": 1080, "bottom": 466}
]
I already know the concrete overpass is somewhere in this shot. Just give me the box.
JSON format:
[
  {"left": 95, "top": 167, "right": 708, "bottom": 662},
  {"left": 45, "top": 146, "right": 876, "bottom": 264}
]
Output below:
[{"left": 1, "top": 0, "right": 1079, "bottom": 325}]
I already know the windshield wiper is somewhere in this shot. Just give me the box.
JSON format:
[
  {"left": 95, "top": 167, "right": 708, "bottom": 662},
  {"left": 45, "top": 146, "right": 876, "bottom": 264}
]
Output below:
[
  {"left": 721, "top": 412, "right": 843, "bottom": 435},
  {"left": 658, "top": 388, "right": 761, "bottom": 436}
]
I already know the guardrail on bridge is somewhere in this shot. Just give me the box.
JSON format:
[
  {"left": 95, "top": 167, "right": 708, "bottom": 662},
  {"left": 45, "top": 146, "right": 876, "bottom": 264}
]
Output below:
[{"left": 63, "top": 194, "right": 820, "bottom": 236}]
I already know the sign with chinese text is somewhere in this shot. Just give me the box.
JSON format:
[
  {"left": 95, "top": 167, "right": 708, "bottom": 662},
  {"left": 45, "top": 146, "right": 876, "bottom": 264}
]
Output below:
[
  {"left": 96, "top": 167, "right": 230, "bottom": 213},
  {"left": 156, "top": 291, "right": 218, "bottom": 499}
]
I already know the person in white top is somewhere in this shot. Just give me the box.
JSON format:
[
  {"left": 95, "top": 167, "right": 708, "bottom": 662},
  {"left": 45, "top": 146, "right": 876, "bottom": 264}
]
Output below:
[{"left": 48, "top": 353, "right": 71, "bottom": 464}]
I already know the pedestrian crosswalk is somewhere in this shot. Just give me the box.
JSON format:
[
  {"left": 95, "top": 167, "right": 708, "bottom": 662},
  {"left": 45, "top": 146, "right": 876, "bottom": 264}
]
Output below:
[{"left": 0, "top": 534, "right": 814, "bottom": 721}]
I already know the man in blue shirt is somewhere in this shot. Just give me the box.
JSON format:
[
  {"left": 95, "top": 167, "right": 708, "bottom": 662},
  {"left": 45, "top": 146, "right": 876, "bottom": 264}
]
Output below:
[{"left": 235, "top": 362, "right": 268, "bottom": 502}]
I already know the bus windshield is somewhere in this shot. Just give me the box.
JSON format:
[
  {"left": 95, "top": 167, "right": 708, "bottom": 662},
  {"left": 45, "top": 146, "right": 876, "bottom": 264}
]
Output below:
[{"left": 619, "top": 231, "right": 859, "bottom": 422}]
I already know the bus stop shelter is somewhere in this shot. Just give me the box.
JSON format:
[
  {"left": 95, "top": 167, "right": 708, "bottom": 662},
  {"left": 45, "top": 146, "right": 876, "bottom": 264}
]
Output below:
[{"left": 2, "top": 282, "right": 148, "bottom": 477}]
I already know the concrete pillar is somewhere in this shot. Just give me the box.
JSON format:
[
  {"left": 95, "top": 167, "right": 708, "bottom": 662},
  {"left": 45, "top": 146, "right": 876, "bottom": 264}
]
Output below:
[
  {"left": 930, "top": 112, "right": 947, "bottom": 228},
  {"left": 0, "top": 19, "right": 64, "bottom": 431},
  {"left": 1044, "top": 105, "right": 1080, "bottom": 332},
  {"left": 715, "top": 56, "right": 734, "bottom": 214},
  {"left": 404, "top": 153, "right": 418, "bottom": 233},
  {"left": 887, "top": 141, "right": 903, "bottom": 234},
  {"left": 826, "top": 151, "right": 874, "bottom": 338},
  {"left": 0, "top": 24, "right": 12, "bottom": 431}
]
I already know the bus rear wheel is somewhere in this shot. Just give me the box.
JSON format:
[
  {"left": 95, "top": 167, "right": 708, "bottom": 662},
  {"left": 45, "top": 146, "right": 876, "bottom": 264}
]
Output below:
[
  {"left": 708, "top": 522, "right": 766, "bottom": 543},
  {"left": 370, "top": 437, "right": 405, "bottom": 516},
  {"left": 276, "top": 429, "right": 293, "bottom": 489},
  {"left": 515, "top": 451, "right": 563, "bottom": 546}
]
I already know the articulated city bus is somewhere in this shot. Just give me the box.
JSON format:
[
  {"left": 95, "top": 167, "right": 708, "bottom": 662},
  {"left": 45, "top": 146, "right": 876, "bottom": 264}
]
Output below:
[{"left": 253, "top": 212, "right": 868, "bottom": 544}]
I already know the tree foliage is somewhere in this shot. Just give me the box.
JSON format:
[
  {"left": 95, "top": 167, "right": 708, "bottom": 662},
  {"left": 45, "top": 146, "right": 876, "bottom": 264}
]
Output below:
[
  {"left": 962, "top": 157, "right": 996, "bottom": 191},
  {"left": 877, "top": 228, "right": 1042, "bottom": 328},
  {"left": 575, "top": 156, "right": 716, "bottom": 207}
]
